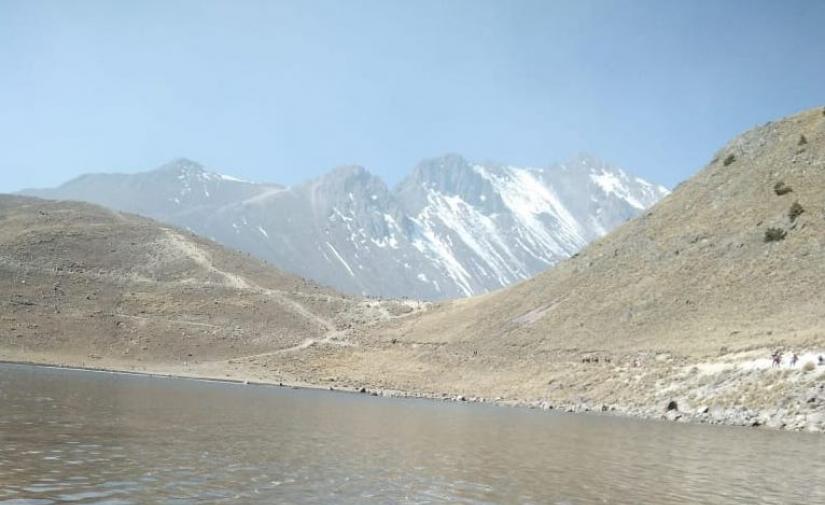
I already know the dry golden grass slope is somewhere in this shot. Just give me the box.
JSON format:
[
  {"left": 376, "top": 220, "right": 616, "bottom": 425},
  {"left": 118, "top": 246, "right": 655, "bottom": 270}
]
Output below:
[{"left": 0, "top": 196, "right": 415, "bottom": 372}]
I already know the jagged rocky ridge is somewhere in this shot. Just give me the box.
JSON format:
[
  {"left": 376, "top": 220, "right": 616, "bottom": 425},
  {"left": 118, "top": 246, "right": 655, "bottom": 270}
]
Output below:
[{"left": 23, "top": 154, "right": 668, "bottom": 299}]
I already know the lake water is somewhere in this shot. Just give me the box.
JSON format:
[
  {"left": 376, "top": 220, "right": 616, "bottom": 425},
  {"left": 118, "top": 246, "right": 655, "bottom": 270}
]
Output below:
[{"left": 1, "top": 363, "right": 824, "bottom": 504}]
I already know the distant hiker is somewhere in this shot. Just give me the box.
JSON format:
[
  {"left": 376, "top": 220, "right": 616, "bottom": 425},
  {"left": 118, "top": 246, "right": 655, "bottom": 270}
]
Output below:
[
  {"left": 790, "top": 353, "right": 799, "bottom": 367},
  {"left": 771, "top": 352, "right": 782, "bottom": 368}
]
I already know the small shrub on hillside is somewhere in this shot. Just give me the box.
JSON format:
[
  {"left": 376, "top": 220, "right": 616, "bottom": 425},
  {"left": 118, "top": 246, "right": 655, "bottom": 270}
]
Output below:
[
  {"left": 788, "top": 202, "right": 805, "bottom": 222},
  {"left": 773, "top": 181, "right": 793, "bottom": 195},
  {"left": 764, "top": 227, "right": 787, "bottom": 242},
  {"left": 723, "top": 153, "right": 737, "bottom": 166},
  {"left": 798, "top": 134, "right": 808, "bottom": 146}
]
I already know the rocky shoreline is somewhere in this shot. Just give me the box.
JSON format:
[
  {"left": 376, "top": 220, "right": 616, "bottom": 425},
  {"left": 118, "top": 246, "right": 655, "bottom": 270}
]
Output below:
[
  {"left": 4, "top": 357, "right": 823, "bottom": 434},
  {"left": 349, "top": 389, "right": 825, "bottom": 433}
]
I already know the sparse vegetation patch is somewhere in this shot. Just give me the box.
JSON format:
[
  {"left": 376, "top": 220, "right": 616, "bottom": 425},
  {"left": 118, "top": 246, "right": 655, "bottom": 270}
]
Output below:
[
  {"left": 798, "top": 134, "right": 808, "bottom": 146},
  {"left": 773, "top": 181, "right": 793, "bottom": 195},
  {"left": 723, "top": 153, "right": 736, "bottom": 166},
  {"left": 788, "top": 202, "right": 804, "bottom": 222},
  {"left": 764, "top": 227, "right": 787, "bottom": 242}
]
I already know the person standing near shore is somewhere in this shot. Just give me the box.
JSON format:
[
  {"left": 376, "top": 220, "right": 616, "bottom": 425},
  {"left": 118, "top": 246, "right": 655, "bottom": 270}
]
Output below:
[{"left": 771, "top": 352, "right": 782, "bottom": 368}]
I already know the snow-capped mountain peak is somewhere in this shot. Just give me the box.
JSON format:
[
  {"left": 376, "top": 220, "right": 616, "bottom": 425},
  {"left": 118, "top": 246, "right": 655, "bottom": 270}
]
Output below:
[
  {"left": 22, "top": 154, "right": 669, "bottom": 299},
  {"left": 157, "top": 158, "right": 252, "bottom": 187}
]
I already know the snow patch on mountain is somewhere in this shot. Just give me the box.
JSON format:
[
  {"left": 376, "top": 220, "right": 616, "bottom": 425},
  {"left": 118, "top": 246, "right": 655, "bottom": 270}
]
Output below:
[
  {"left": 326, "top": 242, "right": 356, "bottom": 278},
  {"left": 476, "top": 165, "right": 585, "bottom": 256},
  {"left": 590, "top": 168, "right": 646, "bottom": 209}
]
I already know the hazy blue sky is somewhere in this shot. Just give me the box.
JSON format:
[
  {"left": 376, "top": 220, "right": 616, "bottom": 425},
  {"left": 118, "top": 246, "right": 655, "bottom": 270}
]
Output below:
[{"left": 1, "top": 0, "right": 824, "bottom": 193}]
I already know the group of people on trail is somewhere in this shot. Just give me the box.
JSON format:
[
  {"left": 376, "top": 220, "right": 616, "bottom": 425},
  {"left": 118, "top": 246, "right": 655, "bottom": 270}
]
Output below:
[
  {"left": 770, "top": 350, "right": 825, "bottom": 368},
  {"left": 771, "top": 351, "right": 799, "bottom": 367}
]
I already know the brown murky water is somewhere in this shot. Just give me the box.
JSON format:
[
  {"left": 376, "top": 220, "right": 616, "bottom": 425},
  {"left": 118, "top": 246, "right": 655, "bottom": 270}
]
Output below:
[{"left": 1, "top": 363, "right": 824, "bottom": 504}]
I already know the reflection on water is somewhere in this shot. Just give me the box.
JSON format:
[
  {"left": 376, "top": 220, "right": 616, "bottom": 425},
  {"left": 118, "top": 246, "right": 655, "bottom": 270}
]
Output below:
[{"left": 1, "top": 363, "right": 824, "bottom": 504}]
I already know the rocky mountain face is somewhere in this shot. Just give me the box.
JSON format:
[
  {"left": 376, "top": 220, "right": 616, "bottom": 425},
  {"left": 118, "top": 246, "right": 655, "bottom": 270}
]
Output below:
[{"left": 22, "top": 155, "right": 668, "bottom": 299}]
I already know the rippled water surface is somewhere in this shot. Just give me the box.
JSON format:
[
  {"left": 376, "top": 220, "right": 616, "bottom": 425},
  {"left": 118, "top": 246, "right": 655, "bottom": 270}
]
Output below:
[{"left": 1, "top": 363, "right": 824, "bottom": 504}]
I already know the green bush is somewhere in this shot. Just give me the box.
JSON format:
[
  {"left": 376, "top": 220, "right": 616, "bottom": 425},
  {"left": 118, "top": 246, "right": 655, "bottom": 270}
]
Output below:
[
  {"left": 789, "top": 202, "right": 804, "bottom": 221},
  {"left": 798, "top": 134, "right": 808, "bottom": 146},
  {"left": 764, "top": 227, "right": 787, "bottom": 242},
  {"left": 723, "top": 153, "right": 736, "bottom": 166}
]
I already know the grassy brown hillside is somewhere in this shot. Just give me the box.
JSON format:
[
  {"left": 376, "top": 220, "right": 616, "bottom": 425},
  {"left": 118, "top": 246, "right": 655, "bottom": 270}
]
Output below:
[{"left": 0, "top": 196, "right": 415, "bottom": 373}]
